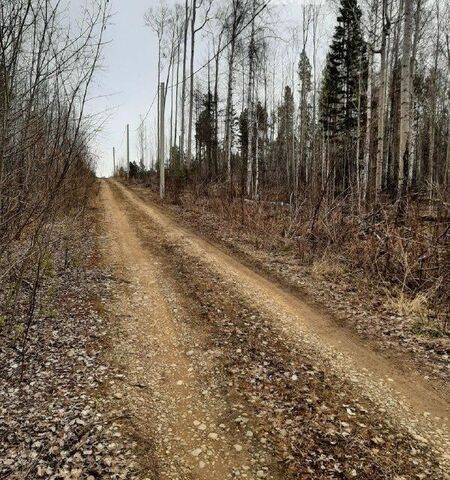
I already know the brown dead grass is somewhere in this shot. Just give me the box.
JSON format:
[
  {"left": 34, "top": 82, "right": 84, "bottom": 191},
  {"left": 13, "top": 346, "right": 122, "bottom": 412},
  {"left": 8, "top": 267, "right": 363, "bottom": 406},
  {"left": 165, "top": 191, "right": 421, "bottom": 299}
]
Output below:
[
  {"left": 384, "top": 291, "right": 429, "bottom": 318},
  {"left": 311, "top": 255, "right": 346, "bottom": 280},
  {"left": 133, "top": 177, "right": 449, "bottom": 336},
  {"left": 179, "top": 184, "right": 449, "bottom": 334}
]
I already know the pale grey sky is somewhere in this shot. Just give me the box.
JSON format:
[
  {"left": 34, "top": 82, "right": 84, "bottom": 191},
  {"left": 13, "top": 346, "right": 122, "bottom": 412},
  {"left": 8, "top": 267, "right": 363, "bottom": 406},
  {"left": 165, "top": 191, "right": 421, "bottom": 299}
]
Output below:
[
  {"left": 76, "top": 0, "right": 334, "bottom": 177},
  {"left": 82, "top": 0, "right": 159, "bottom": 177}
]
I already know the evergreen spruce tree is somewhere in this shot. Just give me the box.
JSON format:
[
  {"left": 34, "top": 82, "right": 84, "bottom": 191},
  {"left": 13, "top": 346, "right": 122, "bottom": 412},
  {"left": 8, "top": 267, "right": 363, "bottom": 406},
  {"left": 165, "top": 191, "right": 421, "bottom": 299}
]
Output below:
[
  {"left": 195, "top": 89, "right": 216, "bottom": 178},
  {"left": 277, "top": 85, "right": 295, "bottom": 190},
  {"left": 239, "top": 109, "right": 249, "bottom": 162},
  {"left": 319, "top": 0, "right": 366, "bottom": 191}
]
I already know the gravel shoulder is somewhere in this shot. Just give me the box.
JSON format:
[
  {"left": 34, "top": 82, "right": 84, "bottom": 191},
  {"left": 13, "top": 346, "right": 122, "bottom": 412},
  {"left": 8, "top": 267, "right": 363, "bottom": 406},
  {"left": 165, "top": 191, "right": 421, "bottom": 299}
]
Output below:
[
  {"left": 0, "top": 200, "right": 138, "bottom": 479},
  {"left": 100, "top": 179, "right": 450, "bottom": 479}
]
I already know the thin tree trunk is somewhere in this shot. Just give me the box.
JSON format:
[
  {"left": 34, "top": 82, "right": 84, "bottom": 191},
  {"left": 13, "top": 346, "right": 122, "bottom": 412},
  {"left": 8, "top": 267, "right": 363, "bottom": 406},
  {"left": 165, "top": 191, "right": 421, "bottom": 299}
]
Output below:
[
  {"left": 246, "top": 0, "right": 256, "bottom": 197},
  {"left": 254, "top": 84, "right": 260, "bottom": 199},
  {"left": 363, "top": 45, "right": 374, "bottom": 204},
  {"left": 170, "top": 49, "right": 175, "bottom": 155},
  {"left": 446, "top": 33, "right": 450, "bottom": 188},
  {"left": 187, "top": 0, "right": 197, "bottom": 166},
  {"left": 427, "top": 0, "right": 440, "bottom": 196},
  {"left": 408, "top": 0, "right": 422, "bottom": 188},
  {"left": 376, "top": 0, "right": 389, "bottom": 199},
  {"left": 213, "top": 33, "right": 222, "bottom": 178},
  {"left": 356, "top": 56, "right": 363, "bottom": 204},
  {"left": 382, "top": 18, "right": 392, "bottom": 189},
  {"left": 225, "top": 28, "right": 237, "bottom": 184},
  {"left": 159, "top": 82, "right": 165, "bottom": 199},
  {"left": 174, "top": 35, "right": 181, "bottom": 153},
  {"left": 261, "top": 62, "right": 267, "bottom": 193},
  {"left": 311, "top": 5, "right": 319, "bottom": 193},
  {"left": 362, "top": 1, "right": 378, "bottom": 203},
  {"left": 398, "top": 0, "right": 413, "bottom": 194},
  {"left": 180, "top": 0, "right": 189, "bottom": 166},
  {"left": 157, "top": 37, "right": 161, "bottom": 176}
]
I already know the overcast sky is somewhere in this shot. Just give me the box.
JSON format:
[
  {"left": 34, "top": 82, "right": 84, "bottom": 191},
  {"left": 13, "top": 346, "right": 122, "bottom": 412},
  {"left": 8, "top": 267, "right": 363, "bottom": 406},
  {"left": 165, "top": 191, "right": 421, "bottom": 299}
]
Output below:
[
  {"left": 80, "top": 0, "right": 158, "bottom": 177},
  {"left": 77, "top": 0, "right": 333, "bottom": 177}
]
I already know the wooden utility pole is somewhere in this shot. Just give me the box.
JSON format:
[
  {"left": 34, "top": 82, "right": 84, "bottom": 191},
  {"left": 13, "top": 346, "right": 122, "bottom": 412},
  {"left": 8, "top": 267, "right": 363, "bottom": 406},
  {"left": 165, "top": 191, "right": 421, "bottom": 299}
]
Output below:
[
  {"left": 112, "top": 147, "right": 116, "bottom": 176},
  {"left": 126, "top": 124, "right": 130, "bottom": 178},
  {"left": 159, "top": 82, "right": 165, "bottom": 199}
]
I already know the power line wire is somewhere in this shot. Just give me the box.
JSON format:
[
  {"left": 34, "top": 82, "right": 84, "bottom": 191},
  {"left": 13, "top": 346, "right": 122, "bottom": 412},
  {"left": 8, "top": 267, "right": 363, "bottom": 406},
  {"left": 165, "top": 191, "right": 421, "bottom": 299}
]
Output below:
[
  {"left": 133, "top": 0, "right": 271, "bottom": 149},
  {"left": 135, "top": 89, "right": 158, "bottom": 132},
  {"left": 118, "top": 125, "right": 126, "bottom": 150},
  {"left": 166, "top": 0, "right": 270, "bottom": 90}
]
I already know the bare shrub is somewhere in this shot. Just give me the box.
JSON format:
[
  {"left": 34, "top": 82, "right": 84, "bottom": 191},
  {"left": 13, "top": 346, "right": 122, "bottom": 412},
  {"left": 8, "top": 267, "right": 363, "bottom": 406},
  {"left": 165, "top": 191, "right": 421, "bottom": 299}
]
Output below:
[
  {"left": 159, "top": 180, "right": 449, "bottom": 334},
  {"left": 0, "top": 0, "right": 110, "bottom": 379}
]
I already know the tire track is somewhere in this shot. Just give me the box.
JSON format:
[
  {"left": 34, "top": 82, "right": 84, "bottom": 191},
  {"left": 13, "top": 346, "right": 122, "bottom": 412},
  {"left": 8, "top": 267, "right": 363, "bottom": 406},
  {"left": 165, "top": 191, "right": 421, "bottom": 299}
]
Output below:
[
  {"left": 100, "top": 181, "right": 280, "bottom": 480},
  {"left": 102, "top": 179, "right": 449, "bottom": 478}
]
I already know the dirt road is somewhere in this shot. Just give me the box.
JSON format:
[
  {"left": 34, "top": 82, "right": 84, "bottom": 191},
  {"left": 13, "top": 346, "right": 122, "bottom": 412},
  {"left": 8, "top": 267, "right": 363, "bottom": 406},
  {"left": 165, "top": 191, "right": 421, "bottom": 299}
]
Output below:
[{"left": 99, "top": 179, "right": 449, "bottom": 479}]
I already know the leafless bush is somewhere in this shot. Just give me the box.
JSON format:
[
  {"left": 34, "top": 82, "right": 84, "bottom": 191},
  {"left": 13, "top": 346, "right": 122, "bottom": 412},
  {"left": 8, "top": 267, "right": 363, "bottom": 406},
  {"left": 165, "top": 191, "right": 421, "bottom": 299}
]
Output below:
[
  {"left": 0, "top": 0, "right": 109, "bottom": 378},
  {"left": 165, "top": 180, "right": 449, "bottom": 332}
]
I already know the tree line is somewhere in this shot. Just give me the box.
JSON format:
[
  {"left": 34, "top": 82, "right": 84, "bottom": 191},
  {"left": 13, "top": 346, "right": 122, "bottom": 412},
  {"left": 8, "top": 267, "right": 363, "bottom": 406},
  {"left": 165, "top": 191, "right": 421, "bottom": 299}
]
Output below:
[
  {"left": 135, "top": 0, "right": 449, "bottom": 208},
  {"left": 0, "top": 0, "right": 108, "bottom": 374}
]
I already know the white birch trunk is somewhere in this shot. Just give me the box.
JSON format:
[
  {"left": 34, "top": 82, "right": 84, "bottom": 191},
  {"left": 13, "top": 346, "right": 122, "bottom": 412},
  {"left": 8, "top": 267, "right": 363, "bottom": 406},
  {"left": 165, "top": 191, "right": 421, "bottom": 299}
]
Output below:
[
  {"left": 187, "top": 0, "right": 197, "bottom": 166},
  {"left": 180, "top": 1, "right": 189, "bottom": 165},
  {"left": 246, "top": 1, "right": 256, "bottom": 197},
  {"left": 375, "top": 0, "right": 389, "bottom": 199},
  {"left": 427, "top": 3, "right": 440, "bottom": 196},
  {"left": 398, "top": 0, "right": 413, "bottom": 193},
  {"left": 363, "top": 50, "right": 373, "bottom": 203}
]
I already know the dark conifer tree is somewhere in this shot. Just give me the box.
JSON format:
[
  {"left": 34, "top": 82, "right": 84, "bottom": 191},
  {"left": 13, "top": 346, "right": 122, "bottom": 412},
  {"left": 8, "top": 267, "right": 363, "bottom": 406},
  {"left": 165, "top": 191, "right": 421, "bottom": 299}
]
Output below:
[
  {"left": 320, "top": 0, "right": 366, "bottom": 191},
  {"left": 277, "top": 85, "right": 295, "bottom": 191},
  {"left": 195, "top": 90, "right": 217, "bottom": 178}
]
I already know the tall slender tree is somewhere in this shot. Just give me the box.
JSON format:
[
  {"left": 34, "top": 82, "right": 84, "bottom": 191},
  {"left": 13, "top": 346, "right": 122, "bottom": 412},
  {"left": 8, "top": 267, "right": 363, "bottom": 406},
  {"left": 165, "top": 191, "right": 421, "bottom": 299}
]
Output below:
[
  {"left": 398, "top": 0, "right": 413, "bottom": 194},
  {"left": 320, "top": 0, "right": 367, "bottom": 193}
]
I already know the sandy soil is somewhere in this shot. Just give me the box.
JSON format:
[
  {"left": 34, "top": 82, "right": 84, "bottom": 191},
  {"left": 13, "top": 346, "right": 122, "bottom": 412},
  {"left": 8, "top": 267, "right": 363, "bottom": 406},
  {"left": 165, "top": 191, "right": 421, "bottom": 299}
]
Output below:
[{"left": 98, "top": 179, "right": 449, "bottom": 479}]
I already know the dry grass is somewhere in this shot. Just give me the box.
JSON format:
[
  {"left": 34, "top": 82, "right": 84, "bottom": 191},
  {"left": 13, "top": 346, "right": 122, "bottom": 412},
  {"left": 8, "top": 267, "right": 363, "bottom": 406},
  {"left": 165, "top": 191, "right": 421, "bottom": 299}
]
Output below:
[
  {"left": 384, "top": 290, "right": 429, "bottom": 318},
  {"left": 148, "top": 177, "right": 449, "bottom": 335},
  {"left": 311, "top": 256, "right": 346, "bottom": 280}
]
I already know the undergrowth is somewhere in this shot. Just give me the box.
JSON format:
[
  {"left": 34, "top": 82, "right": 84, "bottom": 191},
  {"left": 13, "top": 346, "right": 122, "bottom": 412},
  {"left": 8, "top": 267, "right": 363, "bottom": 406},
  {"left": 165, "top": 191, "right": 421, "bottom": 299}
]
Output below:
[{"left": 161, "top": 181, "right": 449, "bottom": 336}]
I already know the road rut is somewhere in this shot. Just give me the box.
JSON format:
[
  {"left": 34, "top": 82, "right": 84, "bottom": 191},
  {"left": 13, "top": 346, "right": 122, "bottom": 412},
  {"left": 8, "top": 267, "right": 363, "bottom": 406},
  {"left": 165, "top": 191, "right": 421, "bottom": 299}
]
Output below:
[{"left": 99, "top": 179, "right": 449, "bottom": 479}]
